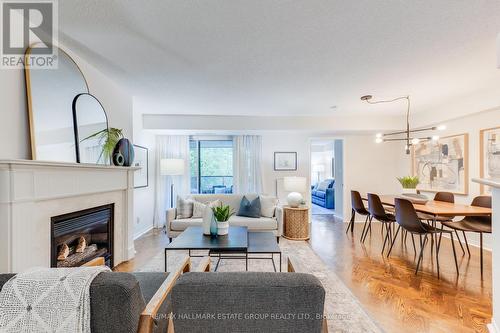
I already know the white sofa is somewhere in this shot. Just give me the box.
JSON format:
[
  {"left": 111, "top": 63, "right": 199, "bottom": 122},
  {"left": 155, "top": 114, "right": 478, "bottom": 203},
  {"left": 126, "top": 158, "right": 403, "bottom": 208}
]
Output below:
[{"left": 166, "top": 194, "right": 283, "bottom": 241}]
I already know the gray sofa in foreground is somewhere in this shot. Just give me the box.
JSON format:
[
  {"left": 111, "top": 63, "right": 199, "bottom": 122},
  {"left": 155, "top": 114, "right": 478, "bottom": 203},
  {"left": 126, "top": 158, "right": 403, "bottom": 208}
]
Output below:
[
  {"left": 171, "top": 271, "right": 326, "bottom": 333},
  {"left": 0, "top": 258, "right": 327, "bottom": 333}
]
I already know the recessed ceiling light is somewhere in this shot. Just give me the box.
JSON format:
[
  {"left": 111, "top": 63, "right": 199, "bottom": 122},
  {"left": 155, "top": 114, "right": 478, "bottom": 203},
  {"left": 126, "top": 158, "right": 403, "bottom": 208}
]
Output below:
[
  {"left": 360, "top": 95, "right": 373, "bottom": 101},
  {"left": 330, "top": 105, "right": 337, "bottom": 109}
]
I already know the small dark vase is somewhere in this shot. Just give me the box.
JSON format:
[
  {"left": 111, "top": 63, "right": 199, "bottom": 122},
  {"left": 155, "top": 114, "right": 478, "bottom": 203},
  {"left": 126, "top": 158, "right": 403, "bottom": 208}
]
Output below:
[{"left": 112, "top": 138, "right": 134, "bottom": 166}]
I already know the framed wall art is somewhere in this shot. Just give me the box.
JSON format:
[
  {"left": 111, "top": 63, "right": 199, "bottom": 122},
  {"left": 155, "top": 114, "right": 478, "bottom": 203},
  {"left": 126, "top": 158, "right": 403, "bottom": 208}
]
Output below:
[
  {"left": 412, "top": 133, "right": 468, "bottom": 195},
  {"left": 480, "top": 126, "right": 500, "bottom": 194},
  {"left": 274, "top": 152, "right": 297, "bottom": 171}
]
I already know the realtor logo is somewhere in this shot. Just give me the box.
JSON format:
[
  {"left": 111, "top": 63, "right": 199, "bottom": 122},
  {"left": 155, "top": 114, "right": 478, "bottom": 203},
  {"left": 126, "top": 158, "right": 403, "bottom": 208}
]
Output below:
[{"left": 1, "top": 0, "right": 58, "bottom": 69}]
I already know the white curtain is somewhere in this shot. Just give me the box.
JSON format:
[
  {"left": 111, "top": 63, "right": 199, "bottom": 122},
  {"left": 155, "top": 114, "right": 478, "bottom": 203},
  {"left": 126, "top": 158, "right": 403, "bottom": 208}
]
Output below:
[
  {"left": 233, "top": 135, "right": 263, "bottom": 194},
  {"left": 153, "top": 135, "right": 190, "bottom": 229}
]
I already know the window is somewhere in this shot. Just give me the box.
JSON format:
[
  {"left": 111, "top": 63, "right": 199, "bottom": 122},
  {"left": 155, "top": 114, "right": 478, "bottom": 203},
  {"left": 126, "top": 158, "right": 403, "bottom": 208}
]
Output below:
[{"left": 190, "top": 139, "right": 233, "bottom": 194}]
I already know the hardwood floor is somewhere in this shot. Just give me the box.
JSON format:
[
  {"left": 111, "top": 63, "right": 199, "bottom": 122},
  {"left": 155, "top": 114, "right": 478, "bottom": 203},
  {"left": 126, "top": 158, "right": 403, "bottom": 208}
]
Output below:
[
  {"left": 310, "top": 215, "right": 492, "bottom": 333},
  {"left": 115, "top": 216, "right": 492, "bottom": 332},
  {"left": 113, "top": 228, "right": 170, "bottom": 272}
]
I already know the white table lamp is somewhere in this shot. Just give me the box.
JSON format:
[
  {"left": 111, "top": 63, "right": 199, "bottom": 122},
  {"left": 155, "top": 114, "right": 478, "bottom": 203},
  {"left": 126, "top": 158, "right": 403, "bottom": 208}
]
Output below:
[
  {"left": 284, "top": 176, "right": 307, "bottom": 208},
  {"left": 161, "top": 158, "right": 185, "bottom": 207}
]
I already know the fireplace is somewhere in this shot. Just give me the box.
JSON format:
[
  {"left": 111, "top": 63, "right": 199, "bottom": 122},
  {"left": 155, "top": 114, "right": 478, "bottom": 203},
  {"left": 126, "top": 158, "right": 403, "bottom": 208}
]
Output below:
[{"left": 51, "top": 204, "right": 114, "bottom": 268}]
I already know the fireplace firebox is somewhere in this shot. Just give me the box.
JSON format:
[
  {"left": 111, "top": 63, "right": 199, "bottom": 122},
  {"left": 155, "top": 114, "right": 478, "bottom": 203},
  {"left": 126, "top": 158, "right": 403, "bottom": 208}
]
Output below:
[{"left": 51, "top": 204, "right": 114, "bottom": 268}]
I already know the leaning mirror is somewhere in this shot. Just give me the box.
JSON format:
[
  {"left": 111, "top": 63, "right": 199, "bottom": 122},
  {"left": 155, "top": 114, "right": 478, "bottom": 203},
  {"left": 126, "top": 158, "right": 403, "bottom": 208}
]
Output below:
[
  {"left": 25, "top": 44, "right": 88, "bottom": 162},
  {"left": 73, "top": 93, "right": 109, "bottom": 164}
]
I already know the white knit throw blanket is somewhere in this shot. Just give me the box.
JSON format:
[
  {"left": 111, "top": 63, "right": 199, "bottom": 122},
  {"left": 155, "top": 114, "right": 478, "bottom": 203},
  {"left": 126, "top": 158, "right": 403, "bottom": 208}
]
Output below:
[{"left": 0, "top": 266, "right": 110, "bottom": 333}]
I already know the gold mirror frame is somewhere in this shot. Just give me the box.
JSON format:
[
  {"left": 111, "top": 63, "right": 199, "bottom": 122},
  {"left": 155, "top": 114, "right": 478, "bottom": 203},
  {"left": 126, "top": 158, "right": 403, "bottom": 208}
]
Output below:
[{"left": 24, "top": 44, "right": 89, "bottom": 161}]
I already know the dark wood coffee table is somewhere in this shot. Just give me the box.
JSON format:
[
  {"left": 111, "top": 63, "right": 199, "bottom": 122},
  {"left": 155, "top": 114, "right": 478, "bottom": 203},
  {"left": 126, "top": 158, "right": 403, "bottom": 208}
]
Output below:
[{"left": 164, "top": 226, "right": 281, "bottom": 272}]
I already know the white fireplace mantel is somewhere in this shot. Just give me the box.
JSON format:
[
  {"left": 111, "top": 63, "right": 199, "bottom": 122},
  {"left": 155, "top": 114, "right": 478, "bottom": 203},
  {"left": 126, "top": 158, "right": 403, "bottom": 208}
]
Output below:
[
  {"left": 473, "top": 178, "right": 499, "bottom": 333},
  {"left": 0, "top": 159, "right": 139, "bottom": 273}
]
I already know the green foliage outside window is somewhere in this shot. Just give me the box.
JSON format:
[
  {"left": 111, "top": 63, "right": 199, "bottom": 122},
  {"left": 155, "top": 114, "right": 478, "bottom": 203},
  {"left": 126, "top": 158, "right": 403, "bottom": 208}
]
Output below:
[{"left": 190, "top": 140, "right": 233, "bottom": 193}]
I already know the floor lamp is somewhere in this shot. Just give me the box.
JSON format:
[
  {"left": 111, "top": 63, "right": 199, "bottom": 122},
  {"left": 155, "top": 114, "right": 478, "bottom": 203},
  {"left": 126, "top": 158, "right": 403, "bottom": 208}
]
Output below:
[{"left": 160, "top": 158, "right": 185, "bottom": 208}]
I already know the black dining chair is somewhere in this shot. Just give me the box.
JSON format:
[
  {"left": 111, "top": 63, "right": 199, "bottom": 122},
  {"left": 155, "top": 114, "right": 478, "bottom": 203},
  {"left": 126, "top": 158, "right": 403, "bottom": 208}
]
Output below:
[
  {"left": 440, "top": 196, "right": 491, "bottom": 279},
  {"left": 388, "top": 198, "right": 459, "bottom": 277},
  {"left": 365, "top": 193, "right": 397, "bottom": 253},
  {"left": 346, "top": 191, "right": 370, "bottom": 237},
  {"left": 417, "top": 192, "right": 466, "bottom": 255}
]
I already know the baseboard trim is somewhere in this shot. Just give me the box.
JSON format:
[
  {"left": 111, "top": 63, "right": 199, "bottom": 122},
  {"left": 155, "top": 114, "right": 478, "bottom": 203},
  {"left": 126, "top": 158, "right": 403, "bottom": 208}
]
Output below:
[
  {"left": 488, "top": 319, "right": 499, "bottom": 333},
  {"left": 134, "top": 225, "right": 154, "bottom": 240},
  {"left": 439, "top": 232, "right": 491, "bottom": 251}
]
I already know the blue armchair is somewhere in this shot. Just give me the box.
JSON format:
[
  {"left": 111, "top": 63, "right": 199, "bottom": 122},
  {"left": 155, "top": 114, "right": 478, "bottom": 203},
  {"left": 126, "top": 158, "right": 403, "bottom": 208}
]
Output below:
[{"left": 311, "top": 179, "right": 335, "bottom": 209}]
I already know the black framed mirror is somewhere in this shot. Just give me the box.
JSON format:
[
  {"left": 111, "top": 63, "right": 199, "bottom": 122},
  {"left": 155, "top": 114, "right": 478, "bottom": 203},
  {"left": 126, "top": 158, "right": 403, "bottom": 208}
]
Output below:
[{"left": 72, "top": 93, "right": 110, "bottom": 164}]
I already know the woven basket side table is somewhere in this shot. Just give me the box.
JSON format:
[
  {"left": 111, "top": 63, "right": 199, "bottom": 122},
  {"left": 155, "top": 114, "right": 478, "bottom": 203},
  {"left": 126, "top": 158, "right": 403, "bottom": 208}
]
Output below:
[{"left": 283, "top": 206, "right": 310, "bottom": 241}]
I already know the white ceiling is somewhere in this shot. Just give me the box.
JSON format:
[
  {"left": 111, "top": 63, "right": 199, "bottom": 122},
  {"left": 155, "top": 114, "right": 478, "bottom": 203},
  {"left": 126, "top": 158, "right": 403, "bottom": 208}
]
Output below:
[{"left": 59, "top": 0, "right": 500, "bottom": 117}]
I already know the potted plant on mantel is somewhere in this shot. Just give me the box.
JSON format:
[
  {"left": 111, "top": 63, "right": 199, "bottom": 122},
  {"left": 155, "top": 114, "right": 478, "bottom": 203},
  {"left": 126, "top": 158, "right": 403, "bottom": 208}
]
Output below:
[
  {"left": 397, "top": 176, "right": 420, "bottom": 194},
  {"left": 81, "top": 128, "right": 134, "bottom": 166},
  {"left": 212, "top": 203, "right": 235, "bottom": 236}
]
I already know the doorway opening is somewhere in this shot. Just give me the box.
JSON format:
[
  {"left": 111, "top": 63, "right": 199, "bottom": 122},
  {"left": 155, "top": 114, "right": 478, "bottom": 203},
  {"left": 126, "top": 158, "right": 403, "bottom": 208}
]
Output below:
[{"left": 310, "top": 139, "right": 343, "bottom": 217}]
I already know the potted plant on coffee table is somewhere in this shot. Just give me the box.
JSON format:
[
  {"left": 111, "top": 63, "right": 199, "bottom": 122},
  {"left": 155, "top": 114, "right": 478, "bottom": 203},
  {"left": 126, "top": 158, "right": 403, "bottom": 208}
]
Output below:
[{"left": 212, "top": 203, "right": 235, "bottom": 236}]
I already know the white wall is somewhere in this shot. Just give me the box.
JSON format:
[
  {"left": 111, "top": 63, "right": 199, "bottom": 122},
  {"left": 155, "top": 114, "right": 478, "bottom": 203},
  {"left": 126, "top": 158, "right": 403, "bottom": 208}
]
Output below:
[
  {"left": 261, "top": 133, "right": 312, "bottom": 203},
  {"left": 132, "top": 99, "right": 156, "bottom": 238},
  {"left": 0, "top": 70, "right": 30, "bottom": 159},
  {"left": 343, "top": 135, "right": 404, "bottom": 220}
]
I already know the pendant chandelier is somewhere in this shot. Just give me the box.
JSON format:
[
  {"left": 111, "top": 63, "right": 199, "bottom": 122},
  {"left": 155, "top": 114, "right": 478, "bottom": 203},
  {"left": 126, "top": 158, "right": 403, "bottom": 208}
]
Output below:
[{"left": 360, "top": 95, "right": 446, "bottom": 154}]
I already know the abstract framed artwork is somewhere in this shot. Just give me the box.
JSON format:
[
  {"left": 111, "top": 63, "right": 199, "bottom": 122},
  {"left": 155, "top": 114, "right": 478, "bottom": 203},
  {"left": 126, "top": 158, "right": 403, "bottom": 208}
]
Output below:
[
  {"left": 411, "top": 133, "right": 469, "bottom": 195},
  {"left": 274, "top": 152, "right": 297, "bottom": 171},
  {"left": 133, "top": 145, "right": 148, "bottom": 188},
  {"left": 480, "top": 126, "right": 500, "bottom": 194}
]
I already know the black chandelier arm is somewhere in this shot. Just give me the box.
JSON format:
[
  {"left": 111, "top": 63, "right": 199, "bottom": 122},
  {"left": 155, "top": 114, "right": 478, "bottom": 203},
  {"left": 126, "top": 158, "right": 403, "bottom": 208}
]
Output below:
[
  {"left": 381, "top": 138, "right": 409, "bottom": 142},
  {"left": 381, "top": 136, "right": 433, "bottom": 142},
  {"left": 382, "top": 126, "right": 437, "bottom": 137}
]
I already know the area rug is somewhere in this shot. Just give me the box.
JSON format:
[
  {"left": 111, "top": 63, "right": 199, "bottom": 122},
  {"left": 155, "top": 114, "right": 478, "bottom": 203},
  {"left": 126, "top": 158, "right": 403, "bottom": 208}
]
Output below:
[{"left": 139, "top": 238, "right": 383, "bottom": 333}]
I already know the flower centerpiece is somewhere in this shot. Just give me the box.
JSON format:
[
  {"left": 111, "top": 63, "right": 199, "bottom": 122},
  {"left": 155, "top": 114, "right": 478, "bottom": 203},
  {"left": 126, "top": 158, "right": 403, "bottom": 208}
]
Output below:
[
  {"left": 397, "top": 176, "right": 419, "bottom": 194},
  {"left": 212, "top": 203, "right": 235, "bottom": 236}
]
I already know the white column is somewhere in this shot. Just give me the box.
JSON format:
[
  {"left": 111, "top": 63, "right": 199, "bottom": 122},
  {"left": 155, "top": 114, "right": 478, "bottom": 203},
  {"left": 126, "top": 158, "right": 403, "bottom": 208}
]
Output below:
[{"left": 473, "top": 179, "right": 499, "bottom": 333}]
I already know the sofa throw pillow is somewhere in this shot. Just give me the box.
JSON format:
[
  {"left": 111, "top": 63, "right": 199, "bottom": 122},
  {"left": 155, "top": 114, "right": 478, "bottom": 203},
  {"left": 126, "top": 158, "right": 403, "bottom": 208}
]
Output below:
[
  {"left": 192, "top": 200, "right": 221, "bottom": 218},
  {"left": 260, "top": 195, "right": 278, "bottom": 218},
  {"left": 176, "top": 197, "right": 194, "bottom": 219},
  {"left": 237, "top": 196, "right": 261, "bottom": 218},
  {"left": 316, "top": 180, "right": 330, "bottom": 192},
  {"left": 192, "top": 200, "right": 205, "bottom": 218}
]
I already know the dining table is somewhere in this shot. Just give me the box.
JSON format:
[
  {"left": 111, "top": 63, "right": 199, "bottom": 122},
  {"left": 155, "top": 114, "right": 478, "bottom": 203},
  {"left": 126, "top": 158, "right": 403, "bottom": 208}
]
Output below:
[
  {"left": 362, "top": 194, "right": 492, "bottom": 220},
  {"left": 361, "top": 194, "right": 492, "bottom": 253}
]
